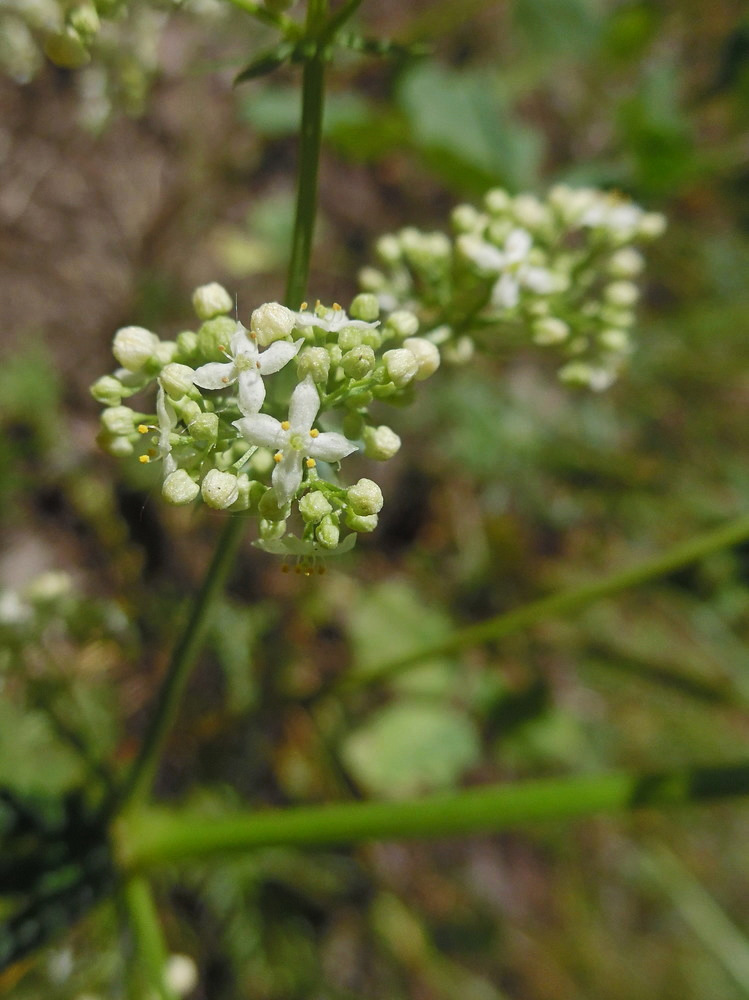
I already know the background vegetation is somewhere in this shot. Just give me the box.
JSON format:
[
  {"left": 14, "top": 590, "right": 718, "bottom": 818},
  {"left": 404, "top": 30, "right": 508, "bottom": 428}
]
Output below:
[{"left": 2, "top": 0, "right": 749, "bottom": 996}]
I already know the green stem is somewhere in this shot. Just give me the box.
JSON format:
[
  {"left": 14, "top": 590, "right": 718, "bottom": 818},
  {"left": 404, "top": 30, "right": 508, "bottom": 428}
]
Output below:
[
  {"left": 221, "top": 0, "right": 300, "bottom": 35},
  {"left": 118, "top": 759, "right": 749, "bottom": 869},
  {"left": 285, "top": 0, "right": 329, "bottom": 308},
  {"left": 335, "top": 511, "right": 749, "bottom": 693},
  {"left": 120, "top": 875, "right": 177, "bottom": 1000},
  {"left": 116, "top": 517, "right": 247, "bottom": 807}
]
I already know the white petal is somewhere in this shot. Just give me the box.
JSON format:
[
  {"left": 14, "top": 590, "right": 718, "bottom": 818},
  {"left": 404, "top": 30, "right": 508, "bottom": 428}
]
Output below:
[
  {"left": 504, "top": 228, "right": 532, "bottom": 262},
  {"left": 491, "top": 273, "right": 520, "bottom": 309},
  {"left": 522, "top": 266, "right": 554, "bottom": 294},
  {"left": 289, "top": 376, "right": 320, "bottom": 432},
  {"left": 193, "top": 361, "right": 236, "bottom": 390},
  {"left": 234, "top": 413, "right": 285, "bottom": 449},
  {"left": 258, "top": 338, "right": 303, "bottom": 375},
  {"left": 229, "top": 325, "right": 256, "bottom": 358},
  {"left": 273, "top": 451, "right": 303, "bottom": 504},
  {"left": 238, "top": 371, "right": 266, "bottom": 414},
  {"left": 308, "top": 431, "right": 358, "bottom": 463}
]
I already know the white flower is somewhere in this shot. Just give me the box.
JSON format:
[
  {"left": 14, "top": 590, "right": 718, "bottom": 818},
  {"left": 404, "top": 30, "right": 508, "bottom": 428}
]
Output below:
[
  {"left": 294, "top": 304, "right": 380, "bottom": 335},
  {"left": 192, "top": 323, "right": 301, "bottom": 415},
  {"left": 234, "top": 376, "right": 357, "bottom": 505}
]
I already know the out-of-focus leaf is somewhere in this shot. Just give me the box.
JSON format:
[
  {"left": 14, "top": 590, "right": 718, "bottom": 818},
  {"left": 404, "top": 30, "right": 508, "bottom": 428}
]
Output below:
[
  {"left": 240, "top": 87, "right": 372, "bottom": 137},
  {"left": 396, "top": 63, "right": 543, "bottom": 193},
  {"left": 512, "top": 0, "right": 602, "bottom": 56},
  {"left": 342, "top": 701, "right": 481, "bottom": 798},
  {"left": 234, "top": 42, "right": 295, "bottom": 86}
]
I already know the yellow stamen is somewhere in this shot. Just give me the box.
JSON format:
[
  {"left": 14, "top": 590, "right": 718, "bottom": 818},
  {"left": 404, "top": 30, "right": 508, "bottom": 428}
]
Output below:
[
  {"left": 274, "top": 451, "right": 283, "bottom": 463},
  {"left": 139, "top": 455, "right": 150, "bottom": 464},
  {"left": 306, "top": 458, "right": 316, "bottom": 468},
  {"left": 332, "top": 302, "right": 342, "bottom": 310},
  {"left": 309, "top": 428, "right": 319, "bottom": 438},
  {"left": 221, "top": 376, "right": 230, "bottom": 383},
  {"left": 137, "top": 424, "right": 149, "bottom": 434},
  {"left": 281, "top": 420, "right": 290, "bottom": 431},
  {"left": 300, "top": 301, "right": 308, "bottom": 311}
]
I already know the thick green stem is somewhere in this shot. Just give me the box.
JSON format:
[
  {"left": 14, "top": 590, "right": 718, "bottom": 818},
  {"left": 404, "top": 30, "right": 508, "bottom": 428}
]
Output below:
[
  {"left": 120, "top": 875, "right": 177, "bottom": 1000},
  {"left": 336, "top": 511, "right": 749, "bottom": 693},
  {"left": 118, "top": 759, "right": 749, "bottom": 869}
]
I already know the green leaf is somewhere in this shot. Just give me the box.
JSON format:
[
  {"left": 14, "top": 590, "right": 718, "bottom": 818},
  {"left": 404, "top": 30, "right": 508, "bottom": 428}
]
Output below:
[
  {"left": 234, "top": 42, "right": 295, "bottom": 85},
  {"left": 341, "top": 701, "right": 481, "bottom": 798}
]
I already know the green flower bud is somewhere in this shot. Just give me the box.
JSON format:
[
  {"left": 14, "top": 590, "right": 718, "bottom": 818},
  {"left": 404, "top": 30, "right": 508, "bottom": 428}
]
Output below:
[
  {"left": 327, "top": 344, "right": 343, "bottom": 366},
  {"left": 175, "top": 398, "right": 202, "bottom": 424},
  {"left": 44, "top": 26, "right": 90, "bottom": 69},
  {"left": 201, "top": 469, "right": 239, "bottom": 509},
  {"left": 385, "top": 310, "right": 419, "bottom": 339},
  {"left": 604, "top": 281, "right": 639, "bottom": 308},
  {"left": 112, "top": 326, "right": 159, "bottom": 372},
  {"left": 638, "top": 212, "right": 667, "bottom": 239},
  {"left": 358, "top": 266, "right": 386, "bottom": 291},
  {"left": 383, "top": 348, "right": 418, "bottom": 388},
  {"left": 258, "top": 489, "right": 289, "bottom": 521},
  {"left": 162, "top": 470, "right": 200, "bottom": 505},
  {"left": 349, "top": 293, "right": 380, "bottom": 322},
  {"left": 532, "top": 317, "right": 570, "bottom": 345},
  {"left": 402, "top": 337, "right": 440, "bottom": 380},
  {"left": 192, "top": 282, "right": 233, "bottom": 320},
  {"left": 342, "top": 411, "right": 364, "bottom": 440},
  {"left": 297, "top": 346, "right": 330, "bottom": 383},
  {"left": 229, "top": 474, "right": 252, "bottom": 511},
  {"left": 67, "top": 1, "right": 99, "bottom": 43},
  {"left": 484, "top": 188, "right": 511, "bottom": 214},
  {"left": 607, "top": 248, "right": 644, "bottom": 278},
  {"left": 90, "top": 375, "right": 124, "bottom": 406},
  {"left": 443, "top": 335, "right": 475, "bottom": 365},
  {"left": 245, "top": 479, "right": 267, "bottom": 512},
  {"left": 176, "top": 330, "right": 199, "bottom": 361},
  {"left": 24, "top": 571, "right": 73, "bottom": 604},
  {"left": 97, "top": 431, "right": 134, "bottom": 457},
  {"left": 345, "top": 510, "right": 378, "bottom": 533},
  {"left": 101, "top": 406, "right": 136, "bottom": 437},
  {"left": 598, "top": 328, "right": 630, "bottom": 352},
  {"left": 251, "top": 302, "right": 296, "bottom": 346},
  {"left": 189, "top": 412, "right": 219, "bottom": 445},
  {"left": 376, "top": 234, "right": 402, "bottom": 265},
  {"left": 154, "top": 341, "right": 178, "bottom": 366},
  {"left": 316, "top": 515, "right": 340, "bottom": 549},
  {"left": 347, "top": 478, "right": 383, "bottom": 516},
  {"left": 362, "top": 424, "right": 401, "bottom": 461},
  {"left": 259, "top": 517, "right": 287, "bottom": 540},
  {"left": 342, "top": 345, "right": 376, "bottom": 379},
  {"left": 360, "top": 327, "right": 382, "bottom": 350},
  {"left": 160, "top": 363, "right": 196, "bottom": 399},
  {"left": 452, "top": 203, "right": 484, "bottom": 232},
  {"left": 299, "top": 490, "right": 333, "bottom": 523},
  {"left": 338, "top": 327, "right": 362, "bottom": 351},
  {"left": 198, "top": 317, "right": 237, "bottom": 363}
]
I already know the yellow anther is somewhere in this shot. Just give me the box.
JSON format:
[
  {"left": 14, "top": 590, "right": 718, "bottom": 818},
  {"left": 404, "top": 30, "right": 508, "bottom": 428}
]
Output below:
[
  {"left": 309, "top": 428, "right": 319, "bottom": 438},
  {"left": 300, "top": 301, "right": 308, "bottom": 311},
  {"left": 139, "top": 455, "right": 150, "bottom": 464},
  {"left": 219, "top": 344, "right": 227, "bottom": 352},
  {"left": 274, "top": 451, "right": 283, "bottom": 463},
  {"left": 281, "top": 420, "right": 290, "bottom": 431},
  {"left": 137, "top": 424, "right": 149, "bottom": 434},
  {"left": 332, "top": 302, "right": 342, "bottom": 310},
  {"left": 306, "top": 458, "right": 316, "bottom": 468},
  {"left": 221, "top": 376, "right": 230, "bottom": 383}
]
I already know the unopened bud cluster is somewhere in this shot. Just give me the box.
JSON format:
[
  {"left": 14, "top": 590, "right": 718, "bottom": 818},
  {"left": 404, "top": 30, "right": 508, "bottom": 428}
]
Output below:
[
  {"left": 360, "top": 186, "right": 665, "bottom": 392},
  {"left": 92, "top": 285, "right": 441, "bottom": 564}
]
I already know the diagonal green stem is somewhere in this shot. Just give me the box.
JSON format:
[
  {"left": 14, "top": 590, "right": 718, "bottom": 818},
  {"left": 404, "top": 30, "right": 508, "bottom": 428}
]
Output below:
[
  {"left": 334, "top": 511, "right": 749, "bottom": 693},
  {"left": 120, "top": 875, "right": 178, "bottom": 1000},
  {"left": 117, "top": 759, "right": 749, "bottom": 869}
]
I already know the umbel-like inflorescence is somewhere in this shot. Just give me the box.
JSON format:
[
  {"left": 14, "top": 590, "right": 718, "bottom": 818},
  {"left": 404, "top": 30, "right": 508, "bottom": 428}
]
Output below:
[
  {"left": 360, "top": 185, "right": 665, "bottom": 392},
  {"left": 92, "top": 187, "right": 663, "bottom": 564}
]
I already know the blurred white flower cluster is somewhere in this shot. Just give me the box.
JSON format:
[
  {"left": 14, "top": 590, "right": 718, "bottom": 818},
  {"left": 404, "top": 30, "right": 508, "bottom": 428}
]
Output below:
[
  {"left": 360, "top": 185, "right": 665, "bottom": 392},
  {"left": 0, "top": 0, "right": 225, "bottom": 127},
  {"left": 92, "top": 284, "right": 441, "bottom": 566}
]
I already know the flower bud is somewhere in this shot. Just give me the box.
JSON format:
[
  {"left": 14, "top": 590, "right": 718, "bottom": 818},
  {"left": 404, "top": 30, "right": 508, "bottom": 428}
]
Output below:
[
  {"left": 297, "top": 346, "right": 330, "bottom": 383},
  {"left": 604, "top": 281, "right": 639, "bottom": 308},
  {"left": 316, "top": 514, "right": 341, "bottom": 549},
  {"left": 484, "top": 188, "right": 511, "bottom": 214},
  {"left": 638, "top": 212, "right": 667, "bottom": 239},
  {"left": 347, "top": 478, "right": 383, "bottom": 516},
  {"left": 402, "top": 337, "right": 440, "bottom": 380},
  {"left": 342, "top": 345, "right": 376, "bottom": 379},
  {"left": 443, "top": 335, "right": 475, "bottom": 365},
  {"left": 229, "top": 474, "right": 252, "bottom": 511},
  {"left": 155, "top": 341, "right": 178, "bottom": 366},
  {"left": 24, "top": 571, "right": 73, "bottom": 604},
  {"left": 532, "top": 317, "right": 570, "bottom": 345},
  {"left": 376, "top": 234, "right": 402, "bottom": 265},
  {"left": 176, "top": 331, "right": 199, "bottom": 363},
  {"left": 345, "top": 510, "right": 378, "bottom": 533},
  {"left": 512, "top": 194, "right": 548, "bottom": 230},
  {"left": 599, "top": 328, "right": 630, "bottom": 352},
  {"left": 349, "top": 293, "right": 380, "bottom": 322},
  {"left": 362, "top": 425, "right": 401, "bottom": 461},
  {"left": 68, "top": 1, "right": 99, "bottom": 42},
  {"left": 251, "top": 302, "right": 296, "bottom": 347},
  {"left": 385, "top": 310, "right": 419, "bottom": 339},
  {"left": 44, "top": 27, "right": 90, "bottom": 69},
  {"left": 192, "top": 282, "right": 233, "bottom": 321},
  {"left": 299, "top": 490, "right": 333, "bottom": 523},
  {"left": 258, "top": 489, "right": 289, "bottom": 521},
  {"left": 451, "top": 203, "right": 484, "bottom": 232},
  {"left": 175, "top": 398, "right": 202, "bottom": 424},
  {"left": 338, "top": 326, "right": 362, "bottom": 351},
  {"left": 97, "top": 431, "right": 134, "bottom": 457},
  {"left": 90, "top": 375, "right": 124, "bottom": 406},
  {"left": 358, "top": 267, "right": 386, "bottom": 291},
  {"left": 160, "top": 363, "right": 196, "bottom": 399},
  {"left": 112, "top": 326, "right": 159, "bottom": 372},
  {"left": 607, "top": 247, "right": 644, "bottom": 278},
  {"left": 342, "top": 411, "right": 364, "bottom": 439},
  {"left": 101, "top": 406, "right": 136, "bottom": 437},
  {"left": 198, "top": 317, "right": 237, "bottom": 363},
  {"left": 259, "top": 517, "right": 287, "bottom": 540},
  {"left": 201, "top": 469, "right": 239, "bottom": 509},
  {"left": 189, "top": 412, "right": 219, "bottom": 446},
  {"left": 383, "top": 348, "right": 419, "bottom": 387},
  {"left": 162, "top": 470, "right": 200, "bottom": 505}
]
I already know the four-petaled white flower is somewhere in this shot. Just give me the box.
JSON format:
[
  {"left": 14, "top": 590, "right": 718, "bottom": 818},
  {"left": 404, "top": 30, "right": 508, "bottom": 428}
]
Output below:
[
  {"left": 233, "top": 376, "right": 357, "bottom": 505},
  {"left": 459, "top": 229, "right": 554, "bottom": 310},
  {"left": 294, "top": 304, "right": 379, "bottom": 335},
  {"left": 193, "top": 323, "right": 302, "bottom": 415}
]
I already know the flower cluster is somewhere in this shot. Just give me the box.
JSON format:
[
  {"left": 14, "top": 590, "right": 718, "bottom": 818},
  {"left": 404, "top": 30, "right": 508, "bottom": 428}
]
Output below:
[
  {"left": 359, "top": 185, "right": 665, "bottom": 392},
  {"left": 92, "top": 283, "right": 441, "bottom": 564}
]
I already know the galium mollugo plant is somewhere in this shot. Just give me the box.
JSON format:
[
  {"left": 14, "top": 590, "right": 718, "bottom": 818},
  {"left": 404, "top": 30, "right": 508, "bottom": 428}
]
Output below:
[{"left": 92, "top": 187, "right": 663, "bottom": 568}]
